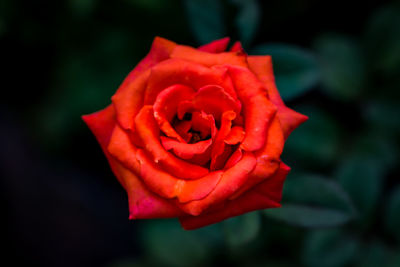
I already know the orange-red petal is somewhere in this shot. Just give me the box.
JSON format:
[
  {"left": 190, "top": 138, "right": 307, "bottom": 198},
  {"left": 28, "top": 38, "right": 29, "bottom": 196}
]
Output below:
[
  {"left": 171, "top": 45, "right": 248, "bottom": 67},
  {"left": 135, "top": 106, "right": 209, "bottom": 179},
  {"left": 160, "top": 136, "right": 212, "bottom": 160},
  {"left": 177, "top": 151, "right": 256, "bottom": 216},
  {"left": 153, "top": 84, "right": 195, "bottom": 141},
  {"left": 198, "top": 37, "right": 230, "bottom": 53},
  {"left": 178, "top": 162, "right": 290, "bottom": 230}
]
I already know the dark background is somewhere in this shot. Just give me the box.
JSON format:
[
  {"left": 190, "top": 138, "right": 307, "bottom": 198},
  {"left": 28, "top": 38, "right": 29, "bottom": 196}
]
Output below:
[{"left": 2, "top": 0, "right": 399, "bottom": 266}]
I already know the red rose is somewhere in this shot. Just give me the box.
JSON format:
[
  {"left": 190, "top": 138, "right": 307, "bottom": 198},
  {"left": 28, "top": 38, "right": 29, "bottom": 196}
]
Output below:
[{"left": 82, "top": 37, "right": 307, "bottom": 230}]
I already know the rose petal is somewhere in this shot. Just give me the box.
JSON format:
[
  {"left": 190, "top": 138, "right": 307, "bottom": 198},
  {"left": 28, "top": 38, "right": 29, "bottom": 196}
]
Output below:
[
  {"left": 135, "top": 105, "right": 209, "bottom": 179},
  {"left": 82, "top": 105, "right": 124, "bottom": 187},
  {"left": 255, "top": 162, "right": 291, "bottom": 202},
  {"left": 111, "top": 70, "right": 150, "bottom": 130},
  {"left": 198, "top": 37, "right": 230, "bottom": 53},
  {"left": 277, "top": 106, "right": 309, "bottom": 139},
  {"left": 171, "top": 45, "right": 248, "bottom": 67},
  {"left": 230, "top": 41, "right": 244, "bottom": 53},
  {"left": 211, "top": 145, "right": 233, "bottom": 171},
  {"left": 192, "top": 85, "right": 241, "bottom": 120},
  {"left": 136, "top": 149, "right": 222, "bottom": 203},
  {"left": 228, "top": 66, "right": 277, "bottom": 151},
  {"left": 107, "top": 123, "right": 140, "bottom": 174},
  {"left": 174, "top": 120, "right": 192, "bottom": 142},
  {"left": 224, "top": 126, "right": 245, "bottom": 145},
  {"left": 178, "top": 162, "right": 290, "bottom": 230},
  {"left": 190, "top": 111, "right": 215, "bottom": 139},
  {"left": 229, "top": 115, "right": 284, "bottom": 199},
  {"left": 153, "top": 84, "right": 195, "bottom": 142},
  {"left": 113, "top": 160, "right": 185, "bottom": 219},
  {"left": 210, "top": 110, "right": 236, "bottom": 170},
  {"left": 223, "top": 148, "right": 243, "bottom": 169},
  {"left": 177, "top": 151, "right": 256, "bottom": 216},
  {"left": 144, "top": 58, "right": 230, "bottom": 105},
  {"left": 247, "top": 56, "right": 308, "bottom": 138},
  {"left": 160, "top": 136, "right": 212, "bottom": 160}
]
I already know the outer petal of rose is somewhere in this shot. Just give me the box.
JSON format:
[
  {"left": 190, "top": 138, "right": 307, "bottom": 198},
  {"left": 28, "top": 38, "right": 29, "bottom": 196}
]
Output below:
[
  {"left": 153, "top": 84, "right": 195, "bottom": 142},
  {"left": 135, "top": 106, "right": 209, "bottom": 179},
  {"left": 277, "top": 106, "right": 309, "bottom": 139},
  {"left": 247, "top": 55, "right": 308, "bottom": 138},
  {"left": 192, "top": 85, "right": 241, "bottom": 120},
  {"left": 82, "top": 105, "right": 124, "bottom": 187},
  {"left": 160, "top": 136, "right": 212, "bottom": 160},
  {"left": 198, "top": 37, "right": 230, "bottom": 53},
  {"left": 112, "top": 37, "right": 176, "bottom": 130},
  {"left": 107, "top": 123, "right": 140, "bottom": 174},
  {"left": 178, "top": 162, "right": 290, "bottom": 229},
  {"left": 177, "top": 151, "right": 256, "bottom": 216},
  {"left": 136, "top": 149, "right": 222, "bottom": 203},
  {"left": 229, "top": 115, "right": 284, "bottom": 199},
  {"left": 112, "top": 159, "right": 185, "bottom": 219},
  {"left": 171, "top": 45, "right": 248, "bottom": 67},
  {"left": 228, "top": 66, "right": 277, "bottom": 151},
  {"left": 83, "top": 106, "right": 183, "bottom": 219},
  {"left": 144, "top": 58, "right": 230, "bottom": 104},
  {"left": 111, "top": 69, "right": 150, "bottom": 130},
  {"left": 224, "top": 126, "right": 245, "bottom": 145},
  {"left": 255, "top": 162, "right": 291, "bottom": 202},
  {"left": 230, "top": 41, "right": 244, "bottom": 53}
]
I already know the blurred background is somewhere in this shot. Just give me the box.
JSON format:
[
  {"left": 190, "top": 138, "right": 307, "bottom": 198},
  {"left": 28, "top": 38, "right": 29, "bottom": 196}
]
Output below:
[{"left": 2, "top": 0, "right": 399, "bottom": 266}]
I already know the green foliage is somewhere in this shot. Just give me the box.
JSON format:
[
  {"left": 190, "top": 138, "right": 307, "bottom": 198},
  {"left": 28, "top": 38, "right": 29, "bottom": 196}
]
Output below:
[
  {"left": 230, "top": 0, "right": 260, "bottom": 47},
  {"left": 364, "top": 4, "right": 400, "bottom": 74},
  {"left": 314, "top": 34, "right": 366, "bottom": 100},
  {"left": 252, "top": 44, "right": 320, "bottom": 100},
  {"left": 222, "top": 211, "right": 261, "bottom": 247},
  {"left": 141, "top": 220, "right": 223, "bottom": 267},
  {"left": 184, "top": 0, "right": 226, "bottom": 44},
  {"left": 283, "top": 106, "right": 342, "bottom": 167},
  {"left": 264, "top": 174, "right": 355, "bottom": 227},
  {"left": 303, "top": 229, "right": 359, "bottom": 267},
  {"left": 385, "top": 186, "right": 400, "bottom": 242},
  {"left": 334, "top": 155, "right": 384, "bottom": 228}
]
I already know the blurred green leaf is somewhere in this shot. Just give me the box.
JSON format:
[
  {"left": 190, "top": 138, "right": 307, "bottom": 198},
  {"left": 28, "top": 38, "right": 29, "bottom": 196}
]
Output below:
[
  {"left": 35, "top": 30, "right": 137, "bottom": 149},
  {"left": 230, "top": 0, "right": 260, "bottom": 47},
  {"left": 184, "top": 0, "right": 226, "bottom": 44},
  {"left": 314, "top": 34, "right": 366, "bottom": 100},
  {"left": 364, "top": 100, "right": 400, "bottom": 134},
  {"left": 364, "top": 4, "right": 400, "bottom": 74},
  {"left": 282, "top": 106, "right": 341, "bottom": 167},
  {"left": 388, "top": 252, "right": 400, "bottom": 267},
  {"left": 264, "top": 205, "right": 351, "bottom": 228},
  {"left": 355, "top": 241, "right": 391, "bottom": 267},
  {"left": 303, "top": 229, "right": 359, "bottom": 267},
  {"left": 252, "top": 44, "right": 320, "bottom": 100},
  {"left": 264, "top": 174, "right": 355, "bottom": 227},
  {"left": 141, "top": 219, "right": 222, "bottom": 267},
  {"left": 335, "top": 155, "right": 384, "bottom": 228},
  {"left": 385, "top": 186, "right": 400, "bottom": 242},
  {"left": 352, "top": 132, "right": 398, "bottom": 170},
  {"left": 223, "top": 211, "right": 261, "bottom": 247},
  {"left": 69, "top": 0, "right": 96, "bottom": 17}
]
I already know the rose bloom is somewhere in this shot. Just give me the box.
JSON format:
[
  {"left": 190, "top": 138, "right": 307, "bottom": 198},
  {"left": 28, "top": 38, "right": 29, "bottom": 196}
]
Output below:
[{"left": 82, "top": 37, "right": 307, "bottom": 230}]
